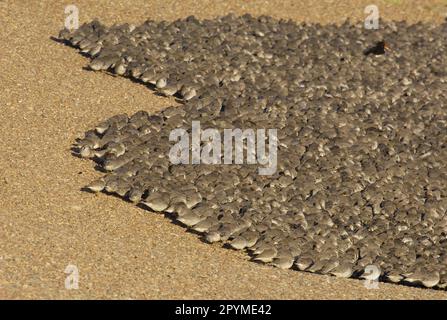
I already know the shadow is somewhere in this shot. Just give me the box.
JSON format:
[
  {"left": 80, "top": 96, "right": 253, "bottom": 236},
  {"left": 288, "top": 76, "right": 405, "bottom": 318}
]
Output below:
[
  {"left": 51, "top": 34, "right": 189, "bottom": 104},
  {"left": 93, "top": 164, "right": 108, "bottom": 173},
  {"left": 174, "top": 97, "right": 186, "bottom": 104},
  {"left": 50, "top": 35, "right": 93, "bottom": 58},
  {"left": 80, "top": 186, "right": 96, "bottom": 194},
  {"left": 70, "top": 151, "right": 83, "bottom": 159},
  {"left": 222, "top": 242, "right": 242, "bottom": 251},
  {"left": 50, "top": 35, "right": 69, "bottom": 45}
]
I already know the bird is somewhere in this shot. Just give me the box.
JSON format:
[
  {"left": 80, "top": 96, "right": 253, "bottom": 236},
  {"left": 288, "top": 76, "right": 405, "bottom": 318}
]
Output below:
[
  {"left": 272, "top": 256, "right": 295, "bottom": 269},
  {"left": 141, "top": 193, "right": 170, "bottom": 212},
  {"left": 205, "top": 231, "right": 221, "bottom": 243},
  {"left": 254, "top": 247, "right": 277, "bottom": 263},
  {"left": 176, "top": 212, "right": 203, "bottom": 227},
  {"left": 85, "top": 179, "right": 105, "bottom": 192},
  {"left": 330, "top": 262, "right": 353, "bottom": 278},
  {"left": 363, "top": 40, "right": 391, "bottom": 56},
  {"left": 229, "top": 236, "right": 248, "bottom": 250}
]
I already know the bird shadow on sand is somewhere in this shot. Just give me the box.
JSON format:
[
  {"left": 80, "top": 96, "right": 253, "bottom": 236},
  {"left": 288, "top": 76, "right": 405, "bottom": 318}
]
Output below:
[{"left": 52, "top": 34, "right": 186, "bottom": 102}]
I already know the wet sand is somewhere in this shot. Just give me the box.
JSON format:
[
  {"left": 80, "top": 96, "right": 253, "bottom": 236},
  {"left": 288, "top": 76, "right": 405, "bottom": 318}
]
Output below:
[{"left": 1, "top": 0, "right": 447, "bottom": 299}]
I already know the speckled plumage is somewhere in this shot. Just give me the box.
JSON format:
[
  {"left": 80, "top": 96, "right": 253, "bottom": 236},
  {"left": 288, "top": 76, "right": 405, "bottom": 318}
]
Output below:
[{"left": 61, "top": 15, "right": 447, "bottom": 290}]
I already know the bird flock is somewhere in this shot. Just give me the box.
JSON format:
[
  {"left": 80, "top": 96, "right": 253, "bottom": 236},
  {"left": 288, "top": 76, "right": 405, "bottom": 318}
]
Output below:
[{"left": 58, "top": 14, "right": 447, "bottom": 289}]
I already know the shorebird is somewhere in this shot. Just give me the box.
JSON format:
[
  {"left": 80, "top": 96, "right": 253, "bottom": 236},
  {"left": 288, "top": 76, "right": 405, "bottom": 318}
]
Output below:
[
  {"left": 205, "top": 231, "right": 221, "bottom": 243},
  {"left": 176, "top": 211, "right": 203, "bottom": 227},
  {"left": 254, "top": 246, "right": 277, "bottom": 263},
  {"left": 86, "top": 178, "right": 105, "bottom": 192},
  {"left": 295, "top": 255, "right": 314, "bottom": 271},
  {"left": 272, "top": 255, "right": 295, "bottom": 269},
  {"left": 192, "top": 216, "right": 218, "bottom": 233},
  {"left": 141, "top": 193, "right": 170, "bottom": 212},
  {"left": 363, "top": 40, "right": 391, "bottom": 56},
  {"left": 330, "top": 262, "right": 353, "bottom": 278},
  {"left": 229, "top": 236, "right": 248, "bottom": 250},
  {"left": 64, "top": 16, "right": 447, "bottom": 290}
]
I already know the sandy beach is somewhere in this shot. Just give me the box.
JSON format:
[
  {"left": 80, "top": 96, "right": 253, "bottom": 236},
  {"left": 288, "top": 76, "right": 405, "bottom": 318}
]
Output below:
[{"left": 1, "top": 0, "right": 447, "bottom": 299}]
